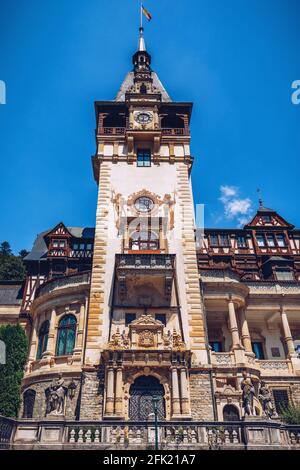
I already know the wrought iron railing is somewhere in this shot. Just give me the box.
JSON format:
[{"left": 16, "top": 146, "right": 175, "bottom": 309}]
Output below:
[{"left": 116, "top": 254, "right": 176, "bottom": 270}]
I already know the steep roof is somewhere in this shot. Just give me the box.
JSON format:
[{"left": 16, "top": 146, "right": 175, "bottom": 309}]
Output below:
[
  {"left": 115, "top": 71, "right": 172, "bottom": 103},
  {"left": 0, "top": 282, "right": 23, "bottom": 305},
  {"left": 25, "top": 227, "right": 95, "bottom": 262}
]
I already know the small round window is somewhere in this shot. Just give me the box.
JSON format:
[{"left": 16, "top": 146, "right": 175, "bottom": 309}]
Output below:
[{"left": 134, "top": 196, "right": 154, "bottom": 213}]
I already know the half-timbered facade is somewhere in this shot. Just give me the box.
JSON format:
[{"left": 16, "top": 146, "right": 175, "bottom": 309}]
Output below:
[{"left": 1, "top": 28, "right": 300, "bottom": 449}]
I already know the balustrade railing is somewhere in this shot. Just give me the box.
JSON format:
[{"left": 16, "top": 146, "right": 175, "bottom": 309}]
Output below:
[{"left": 2, "top": 416, "right": 300, "bottom": 449}]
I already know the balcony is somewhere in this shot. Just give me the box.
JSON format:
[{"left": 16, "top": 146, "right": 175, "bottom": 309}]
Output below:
[
  {"left": 161, "top": 128, "right": 189, "bottom": 136},
  {"left": 35, "top": 272, "right": 91, "bottom": 299},
  {"left": 115, "top": 254, "right": 176, "bottom": 304},
  {"left": 99, "top": 127, "right": 126, "bottom": 135},
  {"left": 98, "top": 127, "right": 190, "bottom": 137}
]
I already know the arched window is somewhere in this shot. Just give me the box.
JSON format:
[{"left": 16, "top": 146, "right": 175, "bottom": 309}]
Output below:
[
  {"left": 130, "top": 231, "right": 159, "bottom": 251},
  {"left": 36, "top": 320, "right": 50, "bottom": 360},
  {"left": 223, "top": 404, "right": 240, "bottom": 422},
  {"left": 23, "top": 389, "right": 36, "bottom": 418},
  {"left": 56, "top": 315, "right": 77, "bottom": 356}
]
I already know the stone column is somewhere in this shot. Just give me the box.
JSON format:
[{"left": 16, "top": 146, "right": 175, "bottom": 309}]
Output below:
[
  {"left": 171, "top": 367, "right": 181, "bottom": 417},
  {"left": 240, "top": 309, "right": 253, "bottom": 353},
  {"left": 105, "top": 366, "right": 115, "bottom": 416},
  {"left": 73, "top": 303, "right": 85, "bottom": 356},
  {"left": 228, "top": 299, "right": 241, "bottom": 350},
  {"left": 180, "top": 367, "right": 190, "bottom": 415},
  {"left": 281, "top": 307, "right": 295, "bottom": 357},
  {"left": 114, "top": 366, "right": 123, "bottom": 416},
  {"left": 28, "top": 319, "right": 38, "bottom": 361},
  {"left": 44, "top": 307, "right": 56, "bottom": 356}
]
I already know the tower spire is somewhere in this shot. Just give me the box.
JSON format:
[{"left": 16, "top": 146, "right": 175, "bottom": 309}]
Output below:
[{"left": 138, "top": 26, "right": 146, "bottom": 52}]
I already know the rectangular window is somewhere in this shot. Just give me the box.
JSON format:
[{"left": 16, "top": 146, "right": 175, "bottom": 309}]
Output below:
[
  {"left": 86, "top": 243, "right": 93, "bottom": 250},
  {"left": 275, "top": 270, "right": 294, "bottom": 281},
  {"left": 73, "top": 243, "right": 79, "bottom": 250},
  {"left": 79, "top": 244, "right": 85, "bottom": 250},
  {"left": 209, "top": 341, "right": 223, "bottom": 353},
  {"left": 276, "top": 234, "right": 287, "bottom": 248},
  {"left": 210, "top": 235, "right": 219, "bottom": 246},
  {"left": 155, "top": 314, "right": 166, "bottom": 326},
  {"left": 256, "top": 234, "right": 265, "bottom": 247},
  {"left": 262, "top": 215, "right": 272, "bottom": 223},
  {"left": 273, "top": 389, "right": 289, "bottom": 414},
  {"left": 237, "top": 236, "right": 247, "bottom": 248},
  {"left": 137, "top": 149, "right": 151, "bottom": 167},
  {"left": 125, "top": 313, "right": 136, "bottom": 326},
  {"left": 266, "top": 234, "right": 276, "bottom": 247},
  {"left": 252, "top": 342, "right": 265, "bottom": 359},
  {"left": 219, "top": 235, "right": 230, "bottom": 247}
]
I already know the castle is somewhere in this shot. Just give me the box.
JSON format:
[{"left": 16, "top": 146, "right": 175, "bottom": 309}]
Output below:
[{"left": 1, "top": 27, "right": 300, "bottom": 449}]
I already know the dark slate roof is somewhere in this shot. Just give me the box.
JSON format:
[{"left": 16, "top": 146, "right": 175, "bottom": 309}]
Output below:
[
  {"left": 25, "top": 227, "right": 95, "bottom": 262},
  {"left": 115, "top": 72, "right": 172, "bottom": 102},
  {"left": 0, "top": 282, "right": 23, "bottom": 305}
]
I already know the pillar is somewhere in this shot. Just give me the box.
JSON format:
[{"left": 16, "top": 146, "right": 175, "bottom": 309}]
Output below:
[
  {"left": 73, "top": 303, "right": 85, "bottom": 356},
  {"left": 228, "top": 299, "right": 241, "bottom": 350},
  {"left": 28, "top": 319, "right": 38, "bottom": 361},
  {"left": 171, "top": 367, "right": 181, "bottom": 417},
  {"left": 115, "top": 366, "right": 123, "bottom": 416},
  {"left": 105, "top": 366, "right": 115, "bottom": 416},
  {"left": 44, "top": 307, "right": 56, "bottom": 356},
  {"left": 281, "top": 307, "right": 295, "bottom": 357},
  {"left": 180, "top": 367, "right": 190, "bottom": 415},
  {"left": 240, "top": 309, "right": 253, "bottom": 353}
]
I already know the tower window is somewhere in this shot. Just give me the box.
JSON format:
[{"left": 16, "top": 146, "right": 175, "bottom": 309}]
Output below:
[
  {"left": 125, "top": 313, "right": 136, "bottom": 326},
  {"left": 137, "top": 149, "right": 151, "bottom": 167},
  {"left": 56, "top": 314, "right": 77, "bottom": 356},
  {"left": 36, "top": 320, "right": 50, "bottom": 360},
  {"left": 155, "top": 314, "right": 166, "bottom": 326}
]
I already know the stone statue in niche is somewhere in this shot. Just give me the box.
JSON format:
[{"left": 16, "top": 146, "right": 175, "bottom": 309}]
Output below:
[
  {"left": 258, "top": 381, "right": 275, "bottom": 419},
  {"left": 45, "top": 374, "right": 67, "bottom": 416},
  {"left": 241, "top": 371, "right": 256, "bottom": 416}
]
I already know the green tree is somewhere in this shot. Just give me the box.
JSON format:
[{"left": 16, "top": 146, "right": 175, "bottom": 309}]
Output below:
[
  {"left": 0, "top": 241, "right": 12, "bottom": 256},
  {"left": 281, "top": 403, "right": 300, "bottom": 425},
  {"left": 0, "top": 241, "right": 27, "bottom": 281},
  {"left": 0, "top": 325, "right": 28, "bottom": 418}
]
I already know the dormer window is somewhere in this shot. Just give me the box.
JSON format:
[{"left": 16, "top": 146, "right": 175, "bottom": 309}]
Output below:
[
  {"left": 262, "top": 215, "right": 272, "bottom": 223},
  {"left": 209, "top": 234, "right": 230, "bottom": 247},
  {"left": 266, "top": 235, "right": 275, "bottom": 247},
  {"left": 52, "top": 239, "right": 66, "bottom": 249},
  {"left": 276, "top": 234, "right": 287, "bottom": 247},
  {"left": 237, "top": 236, "right": 248, "bottom": 248}
]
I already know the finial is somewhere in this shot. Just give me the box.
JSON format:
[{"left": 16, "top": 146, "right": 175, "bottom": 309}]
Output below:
[
  {"left": 138, "top": 26, "right": 146, "bottom": 52},
  {"left": 257, "top": 188, "right": 263, "bottom": 208}
]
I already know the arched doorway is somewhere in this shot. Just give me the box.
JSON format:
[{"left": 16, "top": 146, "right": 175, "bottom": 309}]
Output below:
[
  {"left": 129, "top": 376, "right": 165, "bottom": 421},
  {"left": 223, "top": 404, "right": 240, "bottom": 422}
]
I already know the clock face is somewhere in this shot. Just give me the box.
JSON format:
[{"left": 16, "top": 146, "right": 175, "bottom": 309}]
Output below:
[{"left": 135, "top": 112, "right": 153, "bottom": 125}]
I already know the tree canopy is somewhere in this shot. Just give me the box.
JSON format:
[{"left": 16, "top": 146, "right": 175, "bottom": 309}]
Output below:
[
  {"left": 0, "top": 325, "right": 28, "bottom": 418},
  {"left": 0, "top": 241, "right": 28, "bottom": 281}
]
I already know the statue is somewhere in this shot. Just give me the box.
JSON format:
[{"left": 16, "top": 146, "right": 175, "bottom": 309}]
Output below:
[
  {"left": 241, "top": 371, "right": 256, "bottom": 416},
  {"left": 160, "top": 192, "right": 176, "bottom": 231},
  {"left": 111, "top": 190, "right": 126, "bottom": 230},
  {"left": 45, "top": 374, "right": 67, "bottom": 416},
  {"left": 258, "top": 381, "right": 275, "bottom": 419}
]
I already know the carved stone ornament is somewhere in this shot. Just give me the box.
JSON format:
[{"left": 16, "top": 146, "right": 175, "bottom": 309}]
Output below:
[
  {"left": 108, "top": 328, "right": 130, "bottom": 350},
  {"left": 138, "top": 330, "right": 155, "bottom": 348}
]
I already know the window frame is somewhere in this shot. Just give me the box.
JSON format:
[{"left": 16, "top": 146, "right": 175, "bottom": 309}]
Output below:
[
  {"left": 56, "top": 314, "right": 77, "bottom": 357},
  {"left": 137, "top": 149, "right": 151, "bottom": 167},
  {"left": 36, "top": 320, "right": 50, "bottom": 360}
]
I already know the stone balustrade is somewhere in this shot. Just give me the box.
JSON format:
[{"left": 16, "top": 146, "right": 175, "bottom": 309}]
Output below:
[{"left": 2, "top": 416, "right": 299, "bottom": 450}]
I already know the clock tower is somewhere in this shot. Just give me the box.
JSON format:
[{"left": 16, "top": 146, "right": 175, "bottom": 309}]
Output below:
[{"left": 80, "top": 28, "right": 214, "bottom": 422}]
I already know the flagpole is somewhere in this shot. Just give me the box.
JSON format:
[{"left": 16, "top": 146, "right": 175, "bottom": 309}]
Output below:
[{"left": 140, "top": 1, "right": 143, "bottom": 30}]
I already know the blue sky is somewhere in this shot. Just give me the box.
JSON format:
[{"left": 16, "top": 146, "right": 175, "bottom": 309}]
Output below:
[{"left": 0, "top": 0, "right": 299, "bottom": 252}]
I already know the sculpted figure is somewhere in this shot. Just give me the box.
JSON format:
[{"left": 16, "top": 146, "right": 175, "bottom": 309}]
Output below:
[
  {"left": 161, "top": 192, "right": 176, "bottom": 231},
  {"left": 111, "top": 190, "right": 126, "bottom": 230},
  {"left": 46, "top": 374, "right": 67, "bottom": 416},
  {"left": 241, "top": 371, "right": 256, "bottom": 416},
  {"left": 258, "top": 381, "right": 275, "bottom": 419}
]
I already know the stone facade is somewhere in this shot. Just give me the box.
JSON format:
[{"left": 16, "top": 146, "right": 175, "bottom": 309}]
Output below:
[{"left": 189, "top": 371, "right": 215, "bottom": 421}]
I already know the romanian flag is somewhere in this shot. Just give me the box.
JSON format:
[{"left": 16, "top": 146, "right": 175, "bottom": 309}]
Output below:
[{"left": 142, "top": 4, "right": 152, "bottom": 22}]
